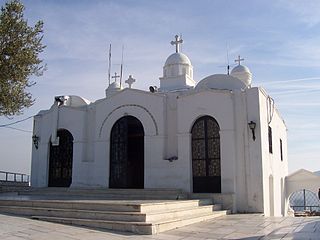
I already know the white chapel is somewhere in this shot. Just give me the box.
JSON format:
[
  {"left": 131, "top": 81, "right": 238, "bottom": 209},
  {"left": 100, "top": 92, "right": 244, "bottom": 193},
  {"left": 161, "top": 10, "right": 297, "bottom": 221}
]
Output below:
[{"left": 31, "top": 35, "right": 289, "bottom": 217}]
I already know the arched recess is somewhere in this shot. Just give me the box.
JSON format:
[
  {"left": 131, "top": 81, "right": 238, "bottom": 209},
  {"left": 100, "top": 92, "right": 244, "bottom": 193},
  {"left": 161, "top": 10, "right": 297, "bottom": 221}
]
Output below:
[
  {"left": 281, "top": 178, "right": 284, "bottom": 216},
  {"left": 99, "top": 104, "right": 158, "bottom": 138},
  {"left": 48, "top": 129, "right": 74, "bottom": 187},
  {"left": 269, "top": 175, "right": 274, "bottom": 216},
  {"left": 109, "top": 116, "right": 144, "bottom": 189},
  {"left": 191, "top": 116, "right": 221, "bottom": 193}
]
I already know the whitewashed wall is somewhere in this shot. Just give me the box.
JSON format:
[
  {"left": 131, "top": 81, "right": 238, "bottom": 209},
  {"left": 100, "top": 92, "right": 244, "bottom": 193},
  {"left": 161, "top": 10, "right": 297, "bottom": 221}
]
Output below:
[
  {"left": 257, "top": 88, "right": 288, "bottom": 217},
  {"left": 31, "top": 86, "right": 288, "bottom": 216},
  {"left": 31, "top": 105, "right": 87, "bottom": 187},
  {"left": 177, "top": 89, "right": 236, "bottom": 194}
]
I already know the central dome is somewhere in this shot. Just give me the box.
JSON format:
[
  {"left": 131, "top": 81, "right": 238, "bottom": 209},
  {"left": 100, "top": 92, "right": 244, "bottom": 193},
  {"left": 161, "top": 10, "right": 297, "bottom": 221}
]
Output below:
[
  {"left": 159, "top": 35, "right": 195, "bottom": 91},
  {"left": 165, "top": 52, "right": 191, "bottom": 66},
  {"left": 195, "top": 74, "right": 247, "bottom": 91}
]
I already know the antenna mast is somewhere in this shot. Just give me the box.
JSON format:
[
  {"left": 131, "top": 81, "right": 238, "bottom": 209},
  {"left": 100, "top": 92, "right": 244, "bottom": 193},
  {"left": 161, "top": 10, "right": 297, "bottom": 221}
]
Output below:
[
  {"left": 180, "top": 33, "right": 183, "bottom": 52},
  {"left": 226, "top": 43, "right": 230, "bottom": 75},
  {"left": 120, "top": 45, "right": 124, "bottom": 88},
  {"left": 108, "top": 44, "right": 112, "bottom": 86}
]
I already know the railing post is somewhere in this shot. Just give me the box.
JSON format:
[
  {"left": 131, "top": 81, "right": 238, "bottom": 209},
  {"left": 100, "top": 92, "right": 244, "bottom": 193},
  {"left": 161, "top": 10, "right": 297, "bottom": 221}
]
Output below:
[
  {"left": 303, "top": 189, "right": 306, "bottom": 211},
  {"left": 1, "top": 171, "right": 30, "bottom": 184}
]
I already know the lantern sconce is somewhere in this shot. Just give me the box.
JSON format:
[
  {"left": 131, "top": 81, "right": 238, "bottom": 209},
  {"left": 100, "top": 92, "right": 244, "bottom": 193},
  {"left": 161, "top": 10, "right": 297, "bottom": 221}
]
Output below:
[
  {"left": 32, "top": 135, "right": 40, "bottom": 149},
  {"left": 164, "top": 156, "right": 178, "bottom": 162},
  {"left": 248, "top": 121, "right": 256, "bottom": 141}
]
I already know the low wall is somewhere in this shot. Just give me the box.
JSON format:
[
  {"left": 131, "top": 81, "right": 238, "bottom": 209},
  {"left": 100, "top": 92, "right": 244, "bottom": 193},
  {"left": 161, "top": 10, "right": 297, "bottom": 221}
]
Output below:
[{"left": 0, "top": 181, "right": 30, "bottom": 193}]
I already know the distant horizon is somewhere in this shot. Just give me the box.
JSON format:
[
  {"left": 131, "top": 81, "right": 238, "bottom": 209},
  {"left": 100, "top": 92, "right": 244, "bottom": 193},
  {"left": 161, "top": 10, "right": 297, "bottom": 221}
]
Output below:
[{"left": 0, "top": 0, "right": 319, "bottom": 175}]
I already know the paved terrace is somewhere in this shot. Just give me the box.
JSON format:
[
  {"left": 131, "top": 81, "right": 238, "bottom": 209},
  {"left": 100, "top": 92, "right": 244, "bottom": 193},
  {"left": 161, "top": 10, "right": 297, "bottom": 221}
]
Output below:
[{"left": 0, "top": 213, "right": 319, "bottom": 240}]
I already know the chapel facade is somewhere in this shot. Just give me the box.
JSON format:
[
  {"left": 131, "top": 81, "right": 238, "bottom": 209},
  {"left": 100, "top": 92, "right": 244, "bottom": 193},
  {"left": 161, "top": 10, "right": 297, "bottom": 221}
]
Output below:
[{"left": 31, "top": 35, "right": 288, "bottom": 216}]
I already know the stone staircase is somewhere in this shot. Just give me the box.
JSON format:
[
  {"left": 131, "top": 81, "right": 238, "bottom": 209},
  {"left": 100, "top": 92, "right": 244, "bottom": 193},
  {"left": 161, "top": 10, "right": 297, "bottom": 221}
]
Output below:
[
  {"left": 0, "top": 188, "right": 230, "bottom": 234},
  {"left": 17, "top": 187, "right": 188, "bottom": 200}
]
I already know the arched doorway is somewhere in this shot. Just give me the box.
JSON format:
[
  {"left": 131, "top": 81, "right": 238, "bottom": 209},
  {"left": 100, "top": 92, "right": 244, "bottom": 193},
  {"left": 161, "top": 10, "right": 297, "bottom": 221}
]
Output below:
[
  {"left": 109, "top": 116, "right": 144, "bottom": 188},
  {"left": 191, "top": 116, "right": 221, "bottom": 193},
  {"left": 48, "top": 129, "right": 73, "bottom": 187}
]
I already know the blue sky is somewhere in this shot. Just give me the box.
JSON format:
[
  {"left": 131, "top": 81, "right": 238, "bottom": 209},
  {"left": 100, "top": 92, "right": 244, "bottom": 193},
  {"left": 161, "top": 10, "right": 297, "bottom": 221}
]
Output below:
[{"left": 0, "top": 0, "right": 319, "bottom": 175}]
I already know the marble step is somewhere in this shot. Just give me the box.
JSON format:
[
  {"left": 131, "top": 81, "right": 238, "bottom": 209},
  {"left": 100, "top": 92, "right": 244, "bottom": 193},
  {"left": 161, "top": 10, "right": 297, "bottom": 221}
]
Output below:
[
  {"left": 31, "top": 210, "right": 229, "bottom": 234},
  {"left": 0, "top": 204, "right": 221, "bottom": 222},
  {"left": 19, "top": 193, "right": 187, "bottom": 200},
  {"left": 21, "top": 188, "right": 187, "bottom": 199},
  {"left": 0, "top": 205, "right": 221, "bottom": 222},
  {"left": 153, "top": 210, "right": 229, "bottom": 234},
  {"left": 0, "top": 199, "right": 212, "bottom": 212},
  {"left": 0, "top": 205, "right": 146, "bottom": 221},
  {"left": 146, "top": 204, "right": 222, "bottom": 222},
  {"left": 140, "top": 199, "right": 213, "bottom": 212}
]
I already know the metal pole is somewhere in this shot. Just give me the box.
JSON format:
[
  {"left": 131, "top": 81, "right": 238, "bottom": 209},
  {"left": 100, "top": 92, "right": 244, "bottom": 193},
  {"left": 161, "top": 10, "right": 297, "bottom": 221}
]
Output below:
[
  {"left": 303, "top": 189, "right": 306, "bottom": 211},
  {"left": 5, "top": 172, "right": 8, "bottom": 181}
]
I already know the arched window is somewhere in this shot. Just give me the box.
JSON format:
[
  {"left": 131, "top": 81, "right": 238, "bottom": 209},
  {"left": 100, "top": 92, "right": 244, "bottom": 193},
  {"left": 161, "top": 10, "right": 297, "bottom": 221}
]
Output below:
[{"left": 191, "top": 116, "right": 221, "bottom": 193}]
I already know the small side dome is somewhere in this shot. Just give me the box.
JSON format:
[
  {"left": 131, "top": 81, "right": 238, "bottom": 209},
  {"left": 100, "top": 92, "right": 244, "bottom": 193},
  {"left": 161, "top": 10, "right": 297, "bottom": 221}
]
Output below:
[
  {"left": 65, "top": 95, "right": 91, "bottom": 107},
  {"left": 108, "top": 81, "right": 122, "bottom": 90},
  {"left": 195, "top": 74, "right": 247, "bottom": 91},
  {"left": 105, "top": 81, "right": 123, "bottom": 97},
  {"left": 231, "top": 64, "right": 252, "bottom": 86},
  {"left": 165, "top": 52, "right": 191, "bottom": 66}
]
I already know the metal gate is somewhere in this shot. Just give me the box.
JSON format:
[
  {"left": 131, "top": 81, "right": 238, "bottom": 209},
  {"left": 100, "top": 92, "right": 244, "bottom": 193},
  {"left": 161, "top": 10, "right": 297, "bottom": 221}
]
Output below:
[
  {"left": 109, "top": 116, "right": 144, "bottom": 189},
  {"left": 48, "top": 129, "right": 73, "bottom": 187},
  {"left": 192, "top": 116, "right": 221, "bottom": 193}
]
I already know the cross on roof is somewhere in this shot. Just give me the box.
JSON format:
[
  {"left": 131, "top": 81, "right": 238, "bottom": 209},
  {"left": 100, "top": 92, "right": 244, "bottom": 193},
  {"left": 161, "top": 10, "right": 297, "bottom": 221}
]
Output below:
[
  {"left": 171, "top": 35, "right": 183, "bottom": 53},
  {"left": 111, "top": 72, "right": 120, "bottom": 82},
  {"left": 125, "top": 75, "right": 136, "bottom": 88},
  {"left": 235, "top": 55, "right": 244, "bottom": 65}
]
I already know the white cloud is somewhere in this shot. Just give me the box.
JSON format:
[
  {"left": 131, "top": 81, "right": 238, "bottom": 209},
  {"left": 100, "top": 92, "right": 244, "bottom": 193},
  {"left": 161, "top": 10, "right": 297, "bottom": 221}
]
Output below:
[{"left": 278, "top": 0, "right": 320, "bottom": 27}]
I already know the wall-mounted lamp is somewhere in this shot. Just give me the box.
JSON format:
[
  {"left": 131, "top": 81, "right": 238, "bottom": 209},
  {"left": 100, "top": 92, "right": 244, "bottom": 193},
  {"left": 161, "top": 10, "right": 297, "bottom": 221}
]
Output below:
[
  {"left": 248, "top": 121, "right": 256, "bottom": 141},
  {"left": 149, "top": 86, "right": 158, "bottom": 93},
  {"left": 32, "top": 135, "right": 40, "bottom": 149},
  {"left": 164, "top": 156, "right": 178, "bottom": 162}
]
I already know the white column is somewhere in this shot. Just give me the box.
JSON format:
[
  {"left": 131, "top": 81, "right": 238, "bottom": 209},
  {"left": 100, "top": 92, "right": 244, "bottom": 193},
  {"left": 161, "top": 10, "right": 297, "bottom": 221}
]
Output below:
[
  {"left": 219, "top": 129, "right": 236, "bottom": 194},
  {"left": 177, "top": 133, "right": 192, "bottom": 192}
]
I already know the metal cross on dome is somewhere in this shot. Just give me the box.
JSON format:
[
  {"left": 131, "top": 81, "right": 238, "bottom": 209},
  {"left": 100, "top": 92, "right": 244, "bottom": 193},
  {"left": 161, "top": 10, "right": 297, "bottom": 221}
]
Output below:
[
  {"left": 235, "top": 55, "right": 244, "bottom": 65},
  {"left": 171, "top": 35, "right": 183, "bottom": 53},
  {"left": 125, "top": 75, "right": 135, "bottom": 88},
  {"left": 111, "top": 72, "right": 120, "bottom": 82}
]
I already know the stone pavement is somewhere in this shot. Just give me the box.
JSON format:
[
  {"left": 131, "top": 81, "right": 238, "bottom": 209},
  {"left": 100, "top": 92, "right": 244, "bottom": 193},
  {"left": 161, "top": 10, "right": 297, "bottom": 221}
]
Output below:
[{"left": 0, "top": 213, "right": 319, "bottom": 240}]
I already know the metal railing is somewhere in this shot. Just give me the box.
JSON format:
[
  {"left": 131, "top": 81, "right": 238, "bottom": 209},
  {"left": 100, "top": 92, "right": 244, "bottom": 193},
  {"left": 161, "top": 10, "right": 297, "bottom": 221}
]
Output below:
[
  {"left": 291, "top": 205, "right": 320, "bottom": 212},
  {"left": 0, "top": 171, "right": 30, "bottom": 183},
  {"left": 290, "top": 189, "right": 320, "bottom": 213}
]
